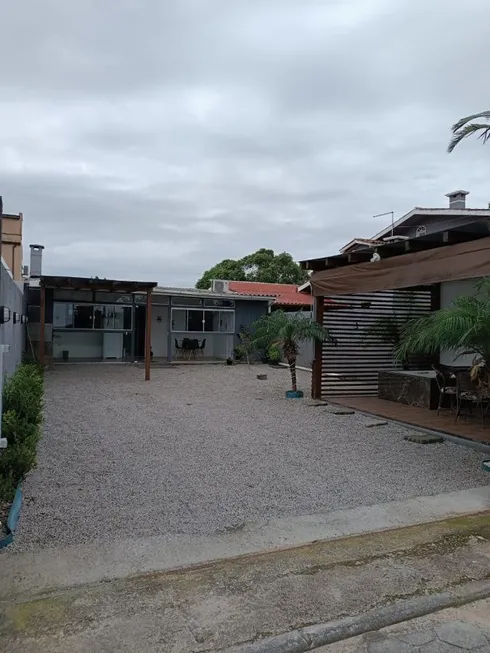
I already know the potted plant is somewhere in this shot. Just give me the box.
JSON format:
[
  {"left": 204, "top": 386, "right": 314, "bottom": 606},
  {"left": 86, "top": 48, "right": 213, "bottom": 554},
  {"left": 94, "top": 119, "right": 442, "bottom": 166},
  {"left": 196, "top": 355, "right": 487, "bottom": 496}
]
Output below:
[{"left": 251, "top": 310, "right": 331, "bottom": 398}]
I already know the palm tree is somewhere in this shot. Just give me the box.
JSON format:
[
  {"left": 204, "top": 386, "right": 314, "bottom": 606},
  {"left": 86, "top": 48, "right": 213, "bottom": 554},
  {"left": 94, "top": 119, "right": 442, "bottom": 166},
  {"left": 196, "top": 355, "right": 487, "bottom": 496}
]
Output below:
[
  {"left": 251, "top": 310, "right": 331, "bottom": 392},
  {"left": 363, "top": 292, "right": 416, "bottom": 369},
  {"left": 448, "top": 111, "right": 490, "bottom": 153},
  {"left": 396, "top": 278, "right": 490, "bottom": 378}
]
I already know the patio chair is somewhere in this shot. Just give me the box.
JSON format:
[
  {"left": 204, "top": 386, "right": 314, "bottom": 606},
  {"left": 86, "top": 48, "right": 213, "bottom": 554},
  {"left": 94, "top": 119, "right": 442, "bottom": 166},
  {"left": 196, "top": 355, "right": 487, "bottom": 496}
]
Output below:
[
  {"left": 174, "top": 338, "right": 183, "bottom": 360},
  {"left": 454, "top": 370, "right": 480, "bottom": 424},
  {"left": 432, "top": 364, "right": 457, "bottom": 415},
  {"left": 199, "top": 338, "right": 206, "bottom": 359}
]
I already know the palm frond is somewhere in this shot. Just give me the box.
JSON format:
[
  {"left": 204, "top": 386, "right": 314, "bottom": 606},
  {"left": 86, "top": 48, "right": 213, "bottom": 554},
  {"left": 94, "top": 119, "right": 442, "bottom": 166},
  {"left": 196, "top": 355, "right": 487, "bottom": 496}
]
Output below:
[
  {"left": 448, "top": 111, "right": 490, "bottom": 152},
  {"left": 397, "top": 279, "right": 490, "bottom": 365}
]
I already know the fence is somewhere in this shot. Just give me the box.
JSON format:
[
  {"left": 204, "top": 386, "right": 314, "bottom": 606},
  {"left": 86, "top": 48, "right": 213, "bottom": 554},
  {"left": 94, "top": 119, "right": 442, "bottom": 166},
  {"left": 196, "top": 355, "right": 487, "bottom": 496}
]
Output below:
[{"left": 320, "top": 290, "right": 432, "bottom": 397}]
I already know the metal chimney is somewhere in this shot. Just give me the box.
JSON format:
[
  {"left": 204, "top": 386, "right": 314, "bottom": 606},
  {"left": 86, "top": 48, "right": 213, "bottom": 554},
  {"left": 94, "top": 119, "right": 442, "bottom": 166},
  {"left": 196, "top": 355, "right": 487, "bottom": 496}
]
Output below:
[
  {"left": 29, "top": 244, "right": 44, "bottom": 278},
  {"left": 445, "top": 190, "right": 469, "bottom": 210}
]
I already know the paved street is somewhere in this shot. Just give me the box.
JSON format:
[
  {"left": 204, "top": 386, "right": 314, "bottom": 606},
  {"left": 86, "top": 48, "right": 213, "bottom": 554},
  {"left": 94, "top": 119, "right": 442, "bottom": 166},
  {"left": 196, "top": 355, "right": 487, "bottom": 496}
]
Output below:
[{"left": 317, "top": 598, "right": 490, "bottom": 652}]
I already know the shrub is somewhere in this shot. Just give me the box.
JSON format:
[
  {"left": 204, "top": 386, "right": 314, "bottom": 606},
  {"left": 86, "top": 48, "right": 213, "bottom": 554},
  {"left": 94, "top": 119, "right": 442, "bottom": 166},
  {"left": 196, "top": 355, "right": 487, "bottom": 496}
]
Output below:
[
  {"left": 268, "top": 345, "right": 282, "bottom": 364},
  {"left": 3, "top": 364, "right": 44, "bottom": 426},
  {"left": 0, "top": 364, "right": 44, "bottom": 502}
]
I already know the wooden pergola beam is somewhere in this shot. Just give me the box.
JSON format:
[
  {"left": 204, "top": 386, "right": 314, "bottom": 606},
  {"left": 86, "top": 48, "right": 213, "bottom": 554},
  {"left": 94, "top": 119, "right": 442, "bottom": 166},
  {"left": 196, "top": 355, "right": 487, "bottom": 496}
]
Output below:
[
  {"left": 312, "top": 296, "right": 324, "bottom": 400},
  {"left": 144, "top": 287, "right": 152, "bottom": 381}
]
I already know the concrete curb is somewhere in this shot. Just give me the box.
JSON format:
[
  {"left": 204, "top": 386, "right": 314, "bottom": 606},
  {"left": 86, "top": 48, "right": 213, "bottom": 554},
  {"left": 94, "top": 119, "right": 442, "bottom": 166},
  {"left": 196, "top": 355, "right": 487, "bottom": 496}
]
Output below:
[
  {"left": 228, "top": 579, "right": 490, "bottom": 653},
  {"left": 0, "top": 484, "right": 22, "bottom": 549}
]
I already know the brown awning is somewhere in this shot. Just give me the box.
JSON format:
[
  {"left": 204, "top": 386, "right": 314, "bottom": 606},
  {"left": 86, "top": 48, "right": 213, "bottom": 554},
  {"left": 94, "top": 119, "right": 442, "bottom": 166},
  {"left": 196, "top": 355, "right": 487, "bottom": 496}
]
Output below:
[{"left": 310, "top": 236, "right": 490, "bottom": 296}]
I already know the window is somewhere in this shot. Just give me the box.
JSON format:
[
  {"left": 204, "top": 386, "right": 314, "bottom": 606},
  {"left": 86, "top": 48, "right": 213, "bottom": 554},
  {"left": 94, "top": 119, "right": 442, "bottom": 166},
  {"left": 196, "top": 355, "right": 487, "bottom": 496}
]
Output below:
[
  {"left": 113, "top": 305, "right": 132, "bottom": 330},
  {"left": 53, "top": 303, "right": 74, "bottom": 328},
  {"left": 73, "top": 305, "right": 94, "bottom": 329},
  {"left": 53, "top": 302, "right": 132, "bottom": 330},
  {"left": 54, "top": 290, "right": 93, "bottom": 302},
  {"left": 171, "top": 296, "right": 203, "bottom": 307},
  {"left": 187, "top": 310, "right": 204, "bottom": 331},
  {"left": 94, "top": 292, "right": 132, "bottom": 304},
  {"left": 204, "top": 298, "right": 235, "bottom": 308},
  {"left": 171, "top": 308, "right": 235, "bottom": 333},
  {"left": 415, "top": 225, "right": 426, "bottom": 237},
  {"left": 204, "top": 310, "right": 220, "bottom": 332}
]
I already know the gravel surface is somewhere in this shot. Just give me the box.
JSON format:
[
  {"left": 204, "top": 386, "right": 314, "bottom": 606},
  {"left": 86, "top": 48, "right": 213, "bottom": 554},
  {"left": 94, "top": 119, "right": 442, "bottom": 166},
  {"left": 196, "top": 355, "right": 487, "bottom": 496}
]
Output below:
[{"left": 11, "top": 364, "right": 489, "bottom": 551}]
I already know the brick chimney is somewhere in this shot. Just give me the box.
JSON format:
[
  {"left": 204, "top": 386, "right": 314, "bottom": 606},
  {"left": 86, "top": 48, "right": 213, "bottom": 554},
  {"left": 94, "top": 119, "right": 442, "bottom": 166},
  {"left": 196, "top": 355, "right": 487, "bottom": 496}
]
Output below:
[{"left": 445, "top": 190, "right": 469, "bottom": 210}]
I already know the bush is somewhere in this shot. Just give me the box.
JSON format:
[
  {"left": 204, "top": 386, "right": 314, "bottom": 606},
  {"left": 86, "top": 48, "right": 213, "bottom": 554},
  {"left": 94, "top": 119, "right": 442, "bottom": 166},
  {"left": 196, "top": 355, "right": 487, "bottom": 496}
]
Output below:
[
  {"left": 0, "top": 364, "right": 44, "bottom": 502},
  {"left": 268, "top": 345, "right": 282, "bottom": 364}
]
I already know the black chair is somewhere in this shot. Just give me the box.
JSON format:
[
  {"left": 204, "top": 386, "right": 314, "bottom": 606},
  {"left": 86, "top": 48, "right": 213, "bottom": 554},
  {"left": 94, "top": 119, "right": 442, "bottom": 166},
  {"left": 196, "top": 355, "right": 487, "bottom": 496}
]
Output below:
[
  {"left": 174, "top": 338, "right": 183, "bottom": 359},
  {"left": 432, "top": 364, "right": 457, "bottom": 415},
  {"left": 188, "top": 339, "right": 200, "bottom": 360},
  {"left": 199, "top": 338, "right": 206, "bottom": 358},
  {"left": 454, "top": 370, "right": 479, "bottom": 424}
]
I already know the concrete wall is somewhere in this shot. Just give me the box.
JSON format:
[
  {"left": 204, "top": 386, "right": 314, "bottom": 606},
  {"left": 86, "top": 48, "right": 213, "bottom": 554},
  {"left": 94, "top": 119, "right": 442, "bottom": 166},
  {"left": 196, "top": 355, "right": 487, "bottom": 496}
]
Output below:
[
  {"left": 440, "top": 278, "right": 480, "bottom": 367},
  {"left": 0, "top": 261, "right": 24, "bottom": 377}
]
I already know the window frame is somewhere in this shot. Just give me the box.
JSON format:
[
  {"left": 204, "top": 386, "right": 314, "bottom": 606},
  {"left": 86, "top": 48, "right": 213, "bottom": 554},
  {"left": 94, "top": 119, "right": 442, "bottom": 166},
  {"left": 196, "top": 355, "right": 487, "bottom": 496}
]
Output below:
[
  {"left": 171, "top": 308, "right": 235, "bottom": 333},
  {"left": 53, "top": 301, "right": 133, "bottom": 331}
]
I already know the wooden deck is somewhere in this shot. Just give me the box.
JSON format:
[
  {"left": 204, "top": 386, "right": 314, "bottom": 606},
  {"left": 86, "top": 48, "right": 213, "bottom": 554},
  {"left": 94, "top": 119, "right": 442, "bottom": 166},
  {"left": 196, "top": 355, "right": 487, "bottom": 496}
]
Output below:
[{"left": 332, "top": 396, "right": 490, "bottom": 445}]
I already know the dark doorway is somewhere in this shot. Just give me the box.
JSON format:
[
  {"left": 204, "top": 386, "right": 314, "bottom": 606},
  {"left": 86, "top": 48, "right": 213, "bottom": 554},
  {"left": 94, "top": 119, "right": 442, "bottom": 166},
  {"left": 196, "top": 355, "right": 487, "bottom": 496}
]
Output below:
[{"left": 134, "top": 305, "right": 146, "bottom": 358}]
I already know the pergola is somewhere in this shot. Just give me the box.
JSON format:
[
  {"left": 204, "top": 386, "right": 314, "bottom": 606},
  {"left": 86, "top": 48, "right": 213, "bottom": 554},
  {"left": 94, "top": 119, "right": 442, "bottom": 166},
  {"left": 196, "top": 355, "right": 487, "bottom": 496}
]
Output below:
[
  {"left": 38, "top": 276, "right": 158, "bottom": 380},
  {"left": 301, "top": 220, "right": 490, "bottom": 398}
]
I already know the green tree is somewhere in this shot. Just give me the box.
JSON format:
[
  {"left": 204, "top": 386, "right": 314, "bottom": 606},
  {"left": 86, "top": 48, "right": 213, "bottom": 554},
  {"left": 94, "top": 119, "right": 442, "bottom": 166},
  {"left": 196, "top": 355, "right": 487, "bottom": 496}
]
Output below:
[
  {"left": 196, "top": 248, "right": 308, "bottom": 289},
  {"left": 448, "top": 111, "right": 490, "bottom": 152},
  {"left": 251, "top": 310, "right": 330, "bottom": 392},
  {"left": 396, "top": 278, "right": 490, "bottom": 374}
]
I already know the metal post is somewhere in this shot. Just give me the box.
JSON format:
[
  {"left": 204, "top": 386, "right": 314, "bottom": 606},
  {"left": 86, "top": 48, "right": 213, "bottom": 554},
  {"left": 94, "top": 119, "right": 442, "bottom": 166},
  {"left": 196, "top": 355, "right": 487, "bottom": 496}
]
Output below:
[
  {"left": 312, "top": 296, "right": 324, "bottom": 399},
  {"left": 39, "top": 285, "right": 46, "bottom": 366},
  {"left": 130, "top": 295, "right": 136, "bottom": 361},
  {"left": 144, "top": 287, "right": 152, "bottom": 381}
]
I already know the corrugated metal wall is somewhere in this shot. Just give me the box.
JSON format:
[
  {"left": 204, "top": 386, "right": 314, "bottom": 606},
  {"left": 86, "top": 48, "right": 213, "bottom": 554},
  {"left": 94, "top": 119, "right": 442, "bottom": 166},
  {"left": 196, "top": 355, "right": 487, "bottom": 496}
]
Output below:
[
  {"left": 321, "top": 290, "right": 432, "bottom": 397},
  {"left": 234, "top": 300, "right": 269, "bottom": 346}
]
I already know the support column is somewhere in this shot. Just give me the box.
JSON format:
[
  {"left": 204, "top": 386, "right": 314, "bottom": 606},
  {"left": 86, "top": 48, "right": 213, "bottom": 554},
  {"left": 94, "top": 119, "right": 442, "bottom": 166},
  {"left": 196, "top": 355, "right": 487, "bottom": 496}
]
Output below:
[
  {"left": 39, "top": 285, "right": 46, "bottom": 366},
  {"left": 312, "top": 296, "right": 324, "bottom": 399},
  {"left": 144, "top": 288, "right": 152, "bottom": 381}
]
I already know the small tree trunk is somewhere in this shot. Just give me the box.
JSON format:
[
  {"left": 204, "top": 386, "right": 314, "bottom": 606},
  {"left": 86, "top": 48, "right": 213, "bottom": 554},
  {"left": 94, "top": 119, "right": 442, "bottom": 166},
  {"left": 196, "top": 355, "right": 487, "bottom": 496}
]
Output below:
[{"left": 288, "top": 358, "right": 297, "bottom": 392}]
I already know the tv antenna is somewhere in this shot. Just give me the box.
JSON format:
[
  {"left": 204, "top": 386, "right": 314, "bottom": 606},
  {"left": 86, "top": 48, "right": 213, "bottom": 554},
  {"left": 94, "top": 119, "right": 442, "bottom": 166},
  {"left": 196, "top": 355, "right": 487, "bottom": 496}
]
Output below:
[{"left": 373, "top": 211, "right": 395, "bottom": 237}]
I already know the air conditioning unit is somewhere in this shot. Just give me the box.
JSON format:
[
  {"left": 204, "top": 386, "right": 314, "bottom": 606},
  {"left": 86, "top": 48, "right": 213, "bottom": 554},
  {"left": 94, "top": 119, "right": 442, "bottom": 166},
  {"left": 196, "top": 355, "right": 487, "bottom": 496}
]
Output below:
[{"left": 211, "top": 279, "right": 229, "bottom": 293}]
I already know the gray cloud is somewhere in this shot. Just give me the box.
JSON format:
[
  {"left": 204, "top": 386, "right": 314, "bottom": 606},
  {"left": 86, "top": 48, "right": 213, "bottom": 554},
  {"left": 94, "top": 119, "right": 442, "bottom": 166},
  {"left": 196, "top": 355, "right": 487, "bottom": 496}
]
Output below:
[{"left": 1, "top": 0, "right": 489, "bottom": 285}]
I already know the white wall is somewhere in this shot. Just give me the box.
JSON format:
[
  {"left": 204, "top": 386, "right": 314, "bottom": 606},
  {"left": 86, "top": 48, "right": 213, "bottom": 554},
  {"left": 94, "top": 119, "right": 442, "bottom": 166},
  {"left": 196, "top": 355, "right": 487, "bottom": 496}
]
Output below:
[
  {"left": 53, "top": 331, "right": 103, "bottom": 359},
  {"left": 440, "top": 278, "right": 480, "bottom": 367}
]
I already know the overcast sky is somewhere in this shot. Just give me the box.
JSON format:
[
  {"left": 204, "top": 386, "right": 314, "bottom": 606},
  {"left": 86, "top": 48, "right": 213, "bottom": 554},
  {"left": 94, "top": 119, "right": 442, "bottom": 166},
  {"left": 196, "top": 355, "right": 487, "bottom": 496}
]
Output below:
[{"left": 1, "top": 1, "right": 489, "bottom": 286}]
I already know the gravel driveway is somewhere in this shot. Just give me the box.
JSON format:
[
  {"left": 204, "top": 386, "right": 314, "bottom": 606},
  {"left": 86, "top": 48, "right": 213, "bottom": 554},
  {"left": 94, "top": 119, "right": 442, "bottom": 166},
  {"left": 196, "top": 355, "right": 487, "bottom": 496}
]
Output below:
[{"left": 13, "top": 364, "right": 488, "bottom": 550}]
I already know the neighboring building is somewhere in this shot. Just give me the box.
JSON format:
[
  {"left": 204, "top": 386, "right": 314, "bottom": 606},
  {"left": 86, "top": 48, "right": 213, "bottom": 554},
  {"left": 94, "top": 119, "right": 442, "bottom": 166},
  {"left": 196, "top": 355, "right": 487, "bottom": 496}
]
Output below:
[
  {"left": 26, "top": 251, "right": 271, "bottom": 365},
  {"left": 224, "top": 280, "right": 313, "bottom": 310},
  {"left": 301, "top": 218, "right": 490, "bottom": 400},
  {"left": 2, "top": 212, "right": 23, "bottom": 281},
  {"left": 340, "top": 190, "right": 490, "bottom": 255}
]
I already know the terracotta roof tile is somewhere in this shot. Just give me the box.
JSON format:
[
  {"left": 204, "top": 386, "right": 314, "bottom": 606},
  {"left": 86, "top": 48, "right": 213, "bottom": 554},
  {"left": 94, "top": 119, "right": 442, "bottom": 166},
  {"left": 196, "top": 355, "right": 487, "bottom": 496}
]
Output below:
[{"left": 227, "top": 281, "right": 313, "bottom": 306}]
